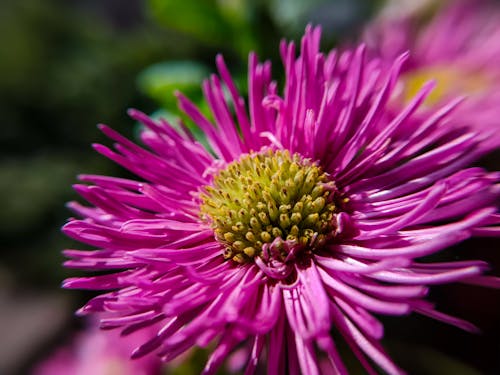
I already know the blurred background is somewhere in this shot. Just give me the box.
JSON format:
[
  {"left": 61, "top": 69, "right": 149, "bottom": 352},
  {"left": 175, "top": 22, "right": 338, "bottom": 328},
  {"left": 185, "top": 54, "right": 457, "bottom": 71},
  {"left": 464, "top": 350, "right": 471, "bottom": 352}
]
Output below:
[{"left": 0, "top": 0, "right": 498, "bottom": 374}]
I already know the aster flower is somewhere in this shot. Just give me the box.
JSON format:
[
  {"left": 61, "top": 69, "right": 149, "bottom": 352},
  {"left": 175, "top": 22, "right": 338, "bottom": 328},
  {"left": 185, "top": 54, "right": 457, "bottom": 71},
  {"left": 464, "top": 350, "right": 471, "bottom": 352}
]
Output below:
[
  {"left": 33, "top": 317, "right": 162, "bottom": 375},
  {"left": 63, "top": 26, "right": 500, "bottom": 375},
  {"left": 363, "top": 0, "right": 500, "bottom": 151}
]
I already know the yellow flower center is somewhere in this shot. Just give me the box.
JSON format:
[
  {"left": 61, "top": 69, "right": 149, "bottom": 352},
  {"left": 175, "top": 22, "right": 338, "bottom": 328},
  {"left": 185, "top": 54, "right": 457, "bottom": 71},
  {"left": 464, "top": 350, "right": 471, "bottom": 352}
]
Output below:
[
  {"left": 403, "top": 65, "right": 490, "bottom": 106},
  {"left": 200, "top": 149, "right": 338, "bottom": 263}
]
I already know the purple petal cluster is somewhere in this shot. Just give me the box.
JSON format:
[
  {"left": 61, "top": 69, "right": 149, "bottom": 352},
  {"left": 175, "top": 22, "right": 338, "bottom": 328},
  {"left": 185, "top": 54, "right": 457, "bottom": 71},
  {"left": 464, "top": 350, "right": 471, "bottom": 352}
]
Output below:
[{"left": 63, "top": 25, "right": 499, "bottom": 374}]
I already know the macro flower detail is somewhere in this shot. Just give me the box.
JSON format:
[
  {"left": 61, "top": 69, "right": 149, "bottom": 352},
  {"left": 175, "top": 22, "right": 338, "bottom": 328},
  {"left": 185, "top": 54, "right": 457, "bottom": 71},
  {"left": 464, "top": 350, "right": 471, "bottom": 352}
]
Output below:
[
  {"left": 63, "top": 26, "right": 500, "bottom": 375},
  {"left": 200, "top": 149, "right": 339, "bottom": 266}
]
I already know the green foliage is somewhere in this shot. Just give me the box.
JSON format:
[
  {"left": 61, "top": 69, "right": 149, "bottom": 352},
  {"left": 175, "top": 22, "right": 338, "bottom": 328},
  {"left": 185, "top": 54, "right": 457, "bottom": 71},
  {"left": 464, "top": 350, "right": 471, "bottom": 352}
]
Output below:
[
  {"left": 148, "top": 0, "right": 233, "bottom": 44},
  {"left": 148, "top": 0, "right": 258, "bottom": 57},
  {"left": 137, "top": 60, "right": 210, "bottom": 107}
]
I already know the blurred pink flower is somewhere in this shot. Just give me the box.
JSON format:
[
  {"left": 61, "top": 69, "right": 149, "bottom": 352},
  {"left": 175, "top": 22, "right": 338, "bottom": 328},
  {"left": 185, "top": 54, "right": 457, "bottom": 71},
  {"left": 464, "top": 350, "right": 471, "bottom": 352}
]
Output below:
[
  {"left": 33, "top": 318, "right": 162, "bottom": 375},
  {"left": 364, "top": 0, "right": 500, "bottom": 151},
  {"left": 62, "top": 26, "right": 499, "bottom": 374}
]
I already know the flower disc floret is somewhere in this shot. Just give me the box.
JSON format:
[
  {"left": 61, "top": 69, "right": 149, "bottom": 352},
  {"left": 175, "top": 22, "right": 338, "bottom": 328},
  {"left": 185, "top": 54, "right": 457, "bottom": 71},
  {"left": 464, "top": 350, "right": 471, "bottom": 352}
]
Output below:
[{"left": 200, "top": 149, "right": 338, "bottom": 263}]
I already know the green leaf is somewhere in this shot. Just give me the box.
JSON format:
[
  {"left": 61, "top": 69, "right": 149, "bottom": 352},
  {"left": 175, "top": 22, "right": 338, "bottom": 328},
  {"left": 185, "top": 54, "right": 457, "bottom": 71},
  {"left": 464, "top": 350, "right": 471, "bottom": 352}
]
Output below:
[
  {"left": 148, "top": 0, "right": 232, "bottom": 45},
  {"left": 137, "top": 60, "right": 209, "bottom": 106}
]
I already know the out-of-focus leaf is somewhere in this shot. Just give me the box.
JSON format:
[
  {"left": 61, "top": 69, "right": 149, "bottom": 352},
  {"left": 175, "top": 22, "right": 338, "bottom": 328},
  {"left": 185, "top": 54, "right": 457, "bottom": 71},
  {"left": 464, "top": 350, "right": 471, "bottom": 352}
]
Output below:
[
  {"left": 216, "top": 0, "right": 258, "bottom": 54},
  {"left": 217, "top": 0, "right": 251, "bottom": 25},
  {"left": 147, "top": 0, "right": 260, "bottom": 57},
  {"left": 148, "top": 0, "right": 232, "bottom": 45},
  {"left": 137, "top": 60, "right": 209, "bottom": 107}
]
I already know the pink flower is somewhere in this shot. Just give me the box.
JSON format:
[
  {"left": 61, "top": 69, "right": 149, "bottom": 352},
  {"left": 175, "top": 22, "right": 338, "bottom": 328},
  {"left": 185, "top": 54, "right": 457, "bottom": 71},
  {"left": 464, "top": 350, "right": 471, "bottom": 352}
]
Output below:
[
  {"left": 363, "top": 0, "right": 500, "bottom": 151},
  {"left": 63, "top": 26, "right": 499, "bottom": 374},
  {"left": 33, "top": 318, "right": 162, "bottom": 375}
]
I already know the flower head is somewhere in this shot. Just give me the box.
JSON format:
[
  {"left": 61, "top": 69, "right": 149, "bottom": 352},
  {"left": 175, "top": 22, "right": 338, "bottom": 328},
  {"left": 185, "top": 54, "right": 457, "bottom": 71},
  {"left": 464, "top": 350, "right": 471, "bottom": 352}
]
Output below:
[
  {"left": 363, "top": 0, "right": 500, "bottom": 151},
  {"left": 63, "top": 26, "right": 500, "bottom": 374}
]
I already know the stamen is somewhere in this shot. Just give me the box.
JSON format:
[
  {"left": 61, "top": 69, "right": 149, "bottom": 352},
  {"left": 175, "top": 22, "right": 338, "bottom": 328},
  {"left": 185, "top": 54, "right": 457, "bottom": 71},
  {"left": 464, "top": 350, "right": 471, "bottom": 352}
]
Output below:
[{"left": 200, "top": 149, "right": 338, "bottom": 263}]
